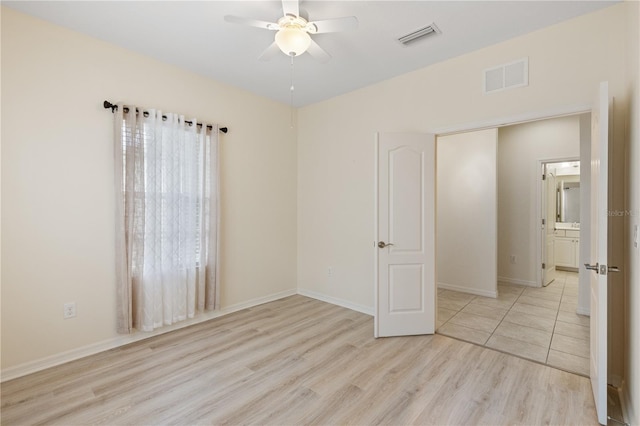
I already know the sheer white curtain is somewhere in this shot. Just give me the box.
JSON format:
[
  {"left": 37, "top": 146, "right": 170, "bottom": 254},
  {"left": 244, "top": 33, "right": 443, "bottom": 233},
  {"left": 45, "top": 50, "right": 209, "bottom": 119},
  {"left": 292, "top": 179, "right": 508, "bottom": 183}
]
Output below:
[{"left": 114, "top": 104, "right": 219, "bottom": 333}]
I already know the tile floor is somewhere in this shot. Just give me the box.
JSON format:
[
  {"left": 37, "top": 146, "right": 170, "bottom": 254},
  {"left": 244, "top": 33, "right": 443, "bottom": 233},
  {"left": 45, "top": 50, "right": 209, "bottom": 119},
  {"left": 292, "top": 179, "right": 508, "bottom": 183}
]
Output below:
[{"left": 437, "top": 271, "right": 590, "bottom": 376}]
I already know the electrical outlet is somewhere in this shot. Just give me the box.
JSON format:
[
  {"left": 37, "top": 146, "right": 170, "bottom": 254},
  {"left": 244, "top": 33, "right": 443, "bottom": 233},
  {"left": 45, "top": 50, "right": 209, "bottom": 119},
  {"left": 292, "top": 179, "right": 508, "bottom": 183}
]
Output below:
[
  {"left": 327, "top": 266, "right": 334, "bottom": 277},
  {"left": 510, "top": 255, "right": 517, "bottom": 264},
  {"left": 63, "top": 302, "right": 76, "bottom": 319}
]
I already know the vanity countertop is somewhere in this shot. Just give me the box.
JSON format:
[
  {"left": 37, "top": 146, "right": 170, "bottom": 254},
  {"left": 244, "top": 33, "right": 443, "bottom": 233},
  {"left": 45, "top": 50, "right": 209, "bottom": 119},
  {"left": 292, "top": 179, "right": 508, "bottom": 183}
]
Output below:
[{"left": 555, "top": 223, "right": 580, "bottom": 231}]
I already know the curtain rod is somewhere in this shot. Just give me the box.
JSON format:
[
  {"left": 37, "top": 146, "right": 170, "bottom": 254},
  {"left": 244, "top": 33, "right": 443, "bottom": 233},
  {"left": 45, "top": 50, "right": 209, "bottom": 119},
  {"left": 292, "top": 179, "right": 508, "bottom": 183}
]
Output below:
[{"left": 103, "top": 101, "right": 228, "bottom": 134}]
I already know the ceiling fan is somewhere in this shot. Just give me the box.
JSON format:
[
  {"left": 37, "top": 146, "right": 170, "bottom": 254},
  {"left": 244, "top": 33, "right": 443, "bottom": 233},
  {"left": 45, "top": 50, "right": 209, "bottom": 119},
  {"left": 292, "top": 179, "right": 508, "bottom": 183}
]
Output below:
[{"left": 224, "top": 0, "right": 358, "bottom": 63}]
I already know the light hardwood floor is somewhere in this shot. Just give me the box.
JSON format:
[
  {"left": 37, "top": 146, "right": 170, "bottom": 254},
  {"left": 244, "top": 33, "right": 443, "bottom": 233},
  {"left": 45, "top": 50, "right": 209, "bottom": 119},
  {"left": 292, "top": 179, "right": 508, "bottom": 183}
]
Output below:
[{"left": 1, "top": 295, "right": 598, "bottom": 425}]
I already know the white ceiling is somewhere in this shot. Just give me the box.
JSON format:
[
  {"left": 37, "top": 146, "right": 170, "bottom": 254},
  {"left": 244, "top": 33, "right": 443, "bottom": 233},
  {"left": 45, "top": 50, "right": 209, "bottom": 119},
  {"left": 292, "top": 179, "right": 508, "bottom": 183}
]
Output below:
[{"left": 5, "top": 1, "right": 618, "bottom": 107}]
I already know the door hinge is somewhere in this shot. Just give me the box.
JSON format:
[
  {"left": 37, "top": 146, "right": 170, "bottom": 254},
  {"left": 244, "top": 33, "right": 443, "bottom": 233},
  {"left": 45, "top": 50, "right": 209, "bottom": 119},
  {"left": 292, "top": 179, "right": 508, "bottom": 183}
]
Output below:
[
  {"left": 542, "top": 174, "right": 546, "bottom": 180},
  {"left": 542, "top": 263, "right": 546, "bottom": 269},
  {"left": 542, "top": 218, "right": 546, "bottom": 225}
]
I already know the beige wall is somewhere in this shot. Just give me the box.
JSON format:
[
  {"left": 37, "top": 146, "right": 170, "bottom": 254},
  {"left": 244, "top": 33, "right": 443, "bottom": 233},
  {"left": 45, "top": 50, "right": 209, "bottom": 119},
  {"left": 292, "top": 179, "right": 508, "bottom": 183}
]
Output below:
[
  {"left": 624, "top": 1, "right": 639, "bottom": 424},
  {"left": 437, "top": 129, "right": 497, "bottom": 297},
  {"left": 1, "top": 8, "right": 297, "bottom": 370},
  {"left": 497, "top": 116, "right": 580, "bottom": 286}
]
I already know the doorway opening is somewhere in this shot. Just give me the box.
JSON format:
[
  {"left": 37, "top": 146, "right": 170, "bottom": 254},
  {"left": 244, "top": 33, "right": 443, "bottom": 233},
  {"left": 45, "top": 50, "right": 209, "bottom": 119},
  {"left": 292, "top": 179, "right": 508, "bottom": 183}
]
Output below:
[
  {"left": 435, "top": 114, "right": 591, "bottom": 376},
  {"left": 541, "top": 159, "right": 581, "bottom": 288}
]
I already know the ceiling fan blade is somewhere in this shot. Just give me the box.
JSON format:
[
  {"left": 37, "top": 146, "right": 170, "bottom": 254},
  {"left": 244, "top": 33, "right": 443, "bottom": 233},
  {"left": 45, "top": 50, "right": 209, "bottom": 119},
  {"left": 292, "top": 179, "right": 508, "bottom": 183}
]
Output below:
[
  {"left": 308, "top": 16, "right": 358, "bottom": 34},
  {"left": 224, "top": 15, "right": 279, "bottom": 30},
  {"left": 258, "top": 42, "right": 282, "bottom": 62},
  {"left": 282, "top": 0, "right": 299, "bottom": 17},
  {"left": 306, "top": 39, "right": 331, "bottom": 63}
]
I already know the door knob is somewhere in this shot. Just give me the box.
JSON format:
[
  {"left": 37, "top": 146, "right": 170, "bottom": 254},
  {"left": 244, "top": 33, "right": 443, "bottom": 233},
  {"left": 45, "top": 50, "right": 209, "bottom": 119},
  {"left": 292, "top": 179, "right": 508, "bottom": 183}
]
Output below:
[
  {"left": 584, "top": 263, "right": 620, "bottom": 274},
  {"left": 378, "top": 241, "right": 394, "bottom": 248},
  {"left": 584, "top": 262, "right": 599, "bottom": 272}
]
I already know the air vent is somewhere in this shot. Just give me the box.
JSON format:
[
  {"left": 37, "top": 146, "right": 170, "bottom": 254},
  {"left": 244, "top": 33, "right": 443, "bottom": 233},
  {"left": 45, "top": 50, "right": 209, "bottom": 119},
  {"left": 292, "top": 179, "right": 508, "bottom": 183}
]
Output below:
[
  {"left": 398, "top": 23, "right": 441, "bottom": 46},
  {"left": 484, "top": 58, "right": 529, "bottom": 94}
]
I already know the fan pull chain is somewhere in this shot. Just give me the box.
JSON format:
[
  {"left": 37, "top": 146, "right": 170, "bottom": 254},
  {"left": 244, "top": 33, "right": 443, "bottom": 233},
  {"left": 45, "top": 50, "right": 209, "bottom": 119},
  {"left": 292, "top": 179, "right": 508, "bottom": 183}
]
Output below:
[{"left": 289, "top": 55, "right": 295, "bottom": 128}]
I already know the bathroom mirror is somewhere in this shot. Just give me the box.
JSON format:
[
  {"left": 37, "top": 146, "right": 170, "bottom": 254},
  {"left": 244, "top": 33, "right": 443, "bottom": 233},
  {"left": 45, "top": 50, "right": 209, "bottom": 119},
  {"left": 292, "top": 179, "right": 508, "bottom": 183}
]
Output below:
[{"left": 557, "top": 180, "right": 580, "bottom": 223}]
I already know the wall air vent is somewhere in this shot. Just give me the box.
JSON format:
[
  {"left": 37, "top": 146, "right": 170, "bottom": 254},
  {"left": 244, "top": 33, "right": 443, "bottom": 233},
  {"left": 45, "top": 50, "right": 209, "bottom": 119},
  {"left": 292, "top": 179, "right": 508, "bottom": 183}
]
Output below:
[
  {"left": 484, "top": 58, "right": 529, "bottom": 94},
  {"left": 397, "top": 23, "right": 441, "bottom": 46}
]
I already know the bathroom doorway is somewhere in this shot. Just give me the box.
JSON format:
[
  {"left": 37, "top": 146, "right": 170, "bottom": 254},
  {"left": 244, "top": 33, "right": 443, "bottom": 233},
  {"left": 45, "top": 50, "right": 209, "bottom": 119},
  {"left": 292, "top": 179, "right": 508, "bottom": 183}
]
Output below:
[{"left": 541, "top": 159, "right": 581, "bottom": 287}]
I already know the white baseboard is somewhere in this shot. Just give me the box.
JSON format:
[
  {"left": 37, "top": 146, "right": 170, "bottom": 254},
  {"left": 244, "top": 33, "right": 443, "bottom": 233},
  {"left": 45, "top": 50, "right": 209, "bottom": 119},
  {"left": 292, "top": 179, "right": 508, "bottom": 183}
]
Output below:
[
  {"left": 297, "top": 288, "right": 374, "bottom": 316},
  {"left": 438, "top": 282, "right": 497, "bottom": 298},
  {"left": 0, "top": 289, "right": 297, "bottom": 383},
  {"left": 576, "top": 306, "right": 590, "bottom": 316},
  {"left": 498, "top": 276, "right": 538, "bottom": 287}
]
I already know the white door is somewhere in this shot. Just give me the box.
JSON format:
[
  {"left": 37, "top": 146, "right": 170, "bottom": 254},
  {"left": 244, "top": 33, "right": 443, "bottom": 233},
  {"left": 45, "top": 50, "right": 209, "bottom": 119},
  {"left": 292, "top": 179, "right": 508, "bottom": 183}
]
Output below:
[
  {"left": 374, "top": 132, "right": 436, "bottom": 337},
  {"left": 543, "top": 167, "right": 557, "bottom": 286},
  {"left": 586, "top": 81, "right": 610, "bottom": 425}
]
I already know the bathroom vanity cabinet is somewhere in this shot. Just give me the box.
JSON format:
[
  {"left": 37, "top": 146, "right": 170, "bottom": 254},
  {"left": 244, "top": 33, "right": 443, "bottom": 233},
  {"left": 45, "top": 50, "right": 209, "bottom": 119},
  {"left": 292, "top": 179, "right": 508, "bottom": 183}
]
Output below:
[{"left": 554, "top": 229, "right": 580, "bottom": 269}]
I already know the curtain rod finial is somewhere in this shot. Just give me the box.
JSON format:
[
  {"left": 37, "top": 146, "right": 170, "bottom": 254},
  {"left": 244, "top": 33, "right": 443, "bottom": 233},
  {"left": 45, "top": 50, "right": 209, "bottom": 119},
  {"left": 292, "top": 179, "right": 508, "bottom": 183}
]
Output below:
[{"left": 103, "top": 100, "right": 116, "bottom": 112}]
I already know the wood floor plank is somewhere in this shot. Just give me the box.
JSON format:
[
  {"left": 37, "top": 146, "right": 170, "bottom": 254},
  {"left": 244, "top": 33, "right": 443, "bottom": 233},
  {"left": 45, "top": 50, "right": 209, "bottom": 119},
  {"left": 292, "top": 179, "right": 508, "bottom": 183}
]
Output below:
[{"left": 1, "top": 295, "right": 598, "bottom": 425}]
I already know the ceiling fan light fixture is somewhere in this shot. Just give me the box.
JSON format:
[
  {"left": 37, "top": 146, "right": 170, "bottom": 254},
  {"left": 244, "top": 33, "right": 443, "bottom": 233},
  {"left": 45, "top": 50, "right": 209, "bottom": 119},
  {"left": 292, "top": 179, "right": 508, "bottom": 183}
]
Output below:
[{"left": 275, "top": 27, "right": 311, "bottom": 56}]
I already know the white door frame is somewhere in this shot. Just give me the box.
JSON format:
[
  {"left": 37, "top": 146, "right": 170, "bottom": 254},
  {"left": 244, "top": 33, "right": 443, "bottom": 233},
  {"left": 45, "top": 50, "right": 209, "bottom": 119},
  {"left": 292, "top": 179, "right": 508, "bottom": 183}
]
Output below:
[
  {"left": 536, "top": 156, "right": 580, "bottom": 288},
  {"left": 432, "top": 104, "right": 591, "bottom": 137}
]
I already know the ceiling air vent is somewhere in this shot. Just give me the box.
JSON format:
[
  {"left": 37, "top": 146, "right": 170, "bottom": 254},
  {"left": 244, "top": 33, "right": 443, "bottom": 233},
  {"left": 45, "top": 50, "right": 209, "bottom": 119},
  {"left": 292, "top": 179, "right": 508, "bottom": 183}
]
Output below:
[
  {"left": 484, "top": 58, "right": 529, "bottom": 94},
  {"left": 398, "top": 23, "right": 441, "bottom": 46}
]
